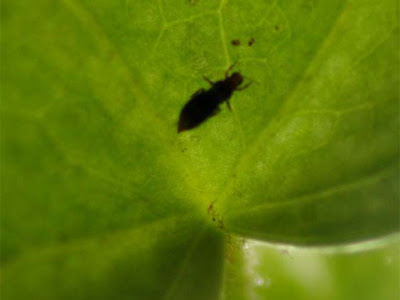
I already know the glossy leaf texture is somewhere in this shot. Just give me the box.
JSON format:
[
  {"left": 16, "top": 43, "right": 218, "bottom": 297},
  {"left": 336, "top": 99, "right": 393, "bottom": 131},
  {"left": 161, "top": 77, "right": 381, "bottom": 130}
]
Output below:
[
  {"left": 1, "top": 0, "right": 398, "bottom": 299},
  {"left": 220, "top": 237, "right": 400, "bottom": 300},
  {"left": 230, "top": 239, "right": 400, "bottom": 300}
]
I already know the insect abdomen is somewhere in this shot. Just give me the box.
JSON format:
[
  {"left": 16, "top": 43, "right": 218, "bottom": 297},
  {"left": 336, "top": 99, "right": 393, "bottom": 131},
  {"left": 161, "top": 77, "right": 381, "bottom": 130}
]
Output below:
[{"left": 178, "top": 91, "right": 218, "bottom": 132}]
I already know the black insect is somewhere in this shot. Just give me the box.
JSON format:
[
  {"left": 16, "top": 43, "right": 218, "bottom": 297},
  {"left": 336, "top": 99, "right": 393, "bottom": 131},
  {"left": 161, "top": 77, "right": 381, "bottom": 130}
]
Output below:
[{"left": 178, "top": 64, "right": 251, "bottom": 133}]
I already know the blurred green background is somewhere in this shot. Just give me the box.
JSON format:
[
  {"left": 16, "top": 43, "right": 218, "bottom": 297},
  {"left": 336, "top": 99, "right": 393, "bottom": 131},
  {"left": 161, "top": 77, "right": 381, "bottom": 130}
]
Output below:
[{"left": 221, "top": 238, "right": 399, "bottom": 300}]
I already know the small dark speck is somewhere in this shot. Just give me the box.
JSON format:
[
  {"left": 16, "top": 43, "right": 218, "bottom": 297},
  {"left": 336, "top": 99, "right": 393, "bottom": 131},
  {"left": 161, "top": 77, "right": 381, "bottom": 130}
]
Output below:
[
  {"left": 231, "top": 39, "right": 241, "bottom": 46},
  {"left": 248, "top": 37, "right": 255, "bottom": 46},
  {"left": 212, "top": 218, "right": 216, "bottom": 221},
  {"left": 274, "top": 25, "right": 280, "bottom": 31},
  {"left": 181, "top": 148, "right": 187, "bottom": 153}
]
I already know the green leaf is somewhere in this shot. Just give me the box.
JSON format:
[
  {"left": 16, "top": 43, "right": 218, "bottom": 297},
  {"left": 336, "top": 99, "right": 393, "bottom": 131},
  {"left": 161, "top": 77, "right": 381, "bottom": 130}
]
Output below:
[
  {"left": 1, "top": 0, "right": 398, "bottom": 298},
  {"left": 2, "top": 219, "right": 224, "bottom": 300},
  {"left": 216, "top": 0, "right": 399, "bottom": 244}
]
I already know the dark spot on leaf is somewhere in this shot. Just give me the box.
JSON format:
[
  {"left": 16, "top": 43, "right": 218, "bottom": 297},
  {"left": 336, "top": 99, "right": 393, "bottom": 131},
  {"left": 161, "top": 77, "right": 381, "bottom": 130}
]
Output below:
[
  {"left": 217, "top": 219, "right": 225, "bottom": 229},
  {"left": 248, "top": 37, "right": 255, "bottom": 46},
  {"left": 231, "top": 39, "right": 241, "bottom": 46}
]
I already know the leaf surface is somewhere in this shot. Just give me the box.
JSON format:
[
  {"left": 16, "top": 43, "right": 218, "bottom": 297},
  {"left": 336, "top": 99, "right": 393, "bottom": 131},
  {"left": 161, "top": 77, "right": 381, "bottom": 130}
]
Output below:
[{"left": 1, "top": 0, "right": 398, "bottom": 298}]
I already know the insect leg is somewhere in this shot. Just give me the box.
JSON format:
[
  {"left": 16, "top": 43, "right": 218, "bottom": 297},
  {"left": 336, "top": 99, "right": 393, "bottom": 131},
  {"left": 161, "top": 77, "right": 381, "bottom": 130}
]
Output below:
[
  {"left": 203, "top": 76, "right": 214, "bottom": 86},
  {"left": 224, "top": 62, "right": 237, "bottom": 78},
  {"left": 236, "top": 81, "right": 253, "bottom": 91},
  {"left": 226, "top": 100, "right": 232, "bottom": 111}
]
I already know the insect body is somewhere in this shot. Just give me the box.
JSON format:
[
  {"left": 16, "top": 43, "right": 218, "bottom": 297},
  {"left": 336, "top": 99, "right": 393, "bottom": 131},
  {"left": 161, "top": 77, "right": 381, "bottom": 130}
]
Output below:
[{"left": 178, "top": 65, "right": 251, "bottom": 133}]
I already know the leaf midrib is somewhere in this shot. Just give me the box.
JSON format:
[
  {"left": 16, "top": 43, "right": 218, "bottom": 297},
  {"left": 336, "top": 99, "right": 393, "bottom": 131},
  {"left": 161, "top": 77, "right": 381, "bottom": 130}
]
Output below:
[
  {"left": 2, "top": 214, "right": 195, "bottom": 269},
  {"left": 225, "top": 161, "right": 398, "bottom": 218}
]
